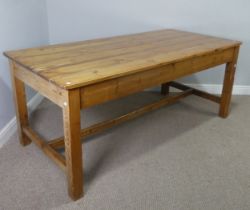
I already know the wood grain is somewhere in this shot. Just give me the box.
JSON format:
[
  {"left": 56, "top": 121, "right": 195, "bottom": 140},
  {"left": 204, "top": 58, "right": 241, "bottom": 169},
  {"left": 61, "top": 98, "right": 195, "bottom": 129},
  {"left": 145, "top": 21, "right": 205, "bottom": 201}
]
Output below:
[
  {"left": 219, "top": 46, "right": 240, "bottom": 118},
  {"left": 9, "top": 61, "right": 31, "bottom": 146},
  {"left": 80, "top": 48, "right": 234, "bottom": 108},
  {"left": 4, "top": 29, "right": 241, "bottom": 89},
  {"left": 63, "top": 89, "right": 83, "bottom": 200},
  {"left": 13, "top": 62, "right": 67, "bottom": 107}
]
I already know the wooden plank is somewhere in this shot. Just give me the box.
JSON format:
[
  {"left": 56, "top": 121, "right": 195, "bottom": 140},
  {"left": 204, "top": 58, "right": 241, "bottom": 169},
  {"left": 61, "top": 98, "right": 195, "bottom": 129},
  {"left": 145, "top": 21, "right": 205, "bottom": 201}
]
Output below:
[
  {"left": 13, "top": 62, "right": 67, "bottom": 107},
  {"left": 5, "top": 29, "right": 178, "bottom": 58},
  {"left": 16, "top": 33, "right": 209, "bottom": 70},
  {"left": 219, "top": 46, "right": 240, "bottom": 118},
  {"left": 43, "top": 39, "right": 240, "bottom": 89},
  {"left": 22, "top": 126, "right": 66, "bottom": 171},
  {"left": 9, "top": 61, "right": 31, "bottom": 146},
  {"left": 63, "top": 89, "right": 83, "bottom": 200},
  {"left": 4, "top": 29, "right": 241, "bottom": 90},
  {"left": 5, "top": 30, "right": 215, "bottom": 63},
  {"left": 49, "top": 89, "right": 193, "bottom": 150},
  {"left": 169, "top": 81, "right": 221, "bottom": 103},
  {"left": 14, "top": 30, "right": 186, "bottom": 69},
  {"left": 80, "top": 48, "right": 235, "bottom": 108}
]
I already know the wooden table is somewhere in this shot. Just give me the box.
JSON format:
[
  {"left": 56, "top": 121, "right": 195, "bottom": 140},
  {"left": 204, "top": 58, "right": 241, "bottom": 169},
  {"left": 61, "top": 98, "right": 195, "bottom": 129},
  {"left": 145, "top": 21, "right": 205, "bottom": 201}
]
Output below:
[{"left": 4, "top": 29, "right": 241, "bottom": 200}]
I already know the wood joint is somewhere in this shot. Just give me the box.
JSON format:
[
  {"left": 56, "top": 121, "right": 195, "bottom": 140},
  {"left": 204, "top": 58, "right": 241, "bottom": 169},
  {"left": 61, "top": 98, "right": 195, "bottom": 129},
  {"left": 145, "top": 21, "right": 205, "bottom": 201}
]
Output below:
[
  {"left": 48, "top": 88, "right": 193, "bottom": 150},
  {"left": 23, "top": 126, "right": 66, "bottom": 171},
  {"left": 169, "top": 81, "right": 221, "bottom": 104}
]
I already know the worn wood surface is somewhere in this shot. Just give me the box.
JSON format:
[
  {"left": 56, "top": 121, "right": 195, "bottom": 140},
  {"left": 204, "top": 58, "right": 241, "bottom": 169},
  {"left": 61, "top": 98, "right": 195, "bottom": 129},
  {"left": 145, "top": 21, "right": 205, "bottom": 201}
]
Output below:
[
  {"left": 80, "top": 48, "right": 234, "bottom": 108},
  {"left": 219, "top": 46, "right": 240, "bottom": 118},
  {"left": 13, "top": 62, "right": 67, "bottom": 107},
  {"left": 9, "top": 61, "right": 31, "bottom": 146},
  {"left": 4, "top": 29, "right": 241, "bottom": 89},
  {"left": 63, "top": 89, "right": 83, "bottom": 200}
]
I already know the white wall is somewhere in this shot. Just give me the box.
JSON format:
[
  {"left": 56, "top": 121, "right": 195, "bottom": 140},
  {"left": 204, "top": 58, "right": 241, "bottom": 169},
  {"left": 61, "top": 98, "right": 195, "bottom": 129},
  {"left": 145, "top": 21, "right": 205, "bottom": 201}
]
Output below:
[
  {"left": 0, "top": 0, "right": 49, "bottom": 130},
  {"left": 46, "top": 0, "right": 250, "bottom": 86}
]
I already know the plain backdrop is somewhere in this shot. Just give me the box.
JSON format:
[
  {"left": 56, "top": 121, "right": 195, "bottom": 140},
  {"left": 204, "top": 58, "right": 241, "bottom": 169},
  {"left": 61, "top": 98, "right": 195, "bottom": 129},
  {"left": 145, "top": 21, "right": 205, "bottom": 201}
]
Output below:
[
  {"left": 46, "top": 0, "right": 250, "bottom": 85},
  {"left": 0, "top": 0, "right": 49, "bottom": 130},
  {"left": 0, "top": 0, "right": 249, "bottom": 130}
]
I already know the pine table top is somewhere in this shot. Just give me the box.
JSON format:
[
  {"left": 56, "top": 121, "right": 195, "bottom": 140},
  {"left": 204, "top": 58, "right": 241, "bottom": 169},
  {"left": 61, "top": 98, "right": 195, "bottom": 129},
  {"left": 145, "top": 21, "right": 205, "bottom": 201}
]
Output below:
[{"left": 4, "top": 29, "right": 241, "bottom": 89}]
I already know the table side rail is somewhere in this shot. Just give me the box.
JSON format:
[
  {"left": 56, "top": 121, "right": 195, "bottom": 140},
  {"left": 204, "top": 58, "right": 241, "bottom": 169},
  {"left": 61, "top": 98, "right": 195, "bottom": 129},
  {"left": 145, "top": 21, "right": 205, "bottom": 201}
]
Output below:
[{"left": 80, "top": 47, "right": 235, "bottom": 108}]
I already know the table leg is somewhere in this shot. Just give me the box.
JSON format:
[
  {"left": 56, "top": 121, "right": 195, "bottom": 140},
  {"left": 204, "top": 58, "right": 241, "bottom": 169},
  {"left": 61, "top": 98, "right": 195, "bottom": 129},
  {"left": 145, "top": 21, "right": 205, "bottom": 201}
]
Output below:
[
  {"left": 63, "top": 89, "right": 83, "bottom": 200},
  {"left": 161, "top": 82, "right": 170, "bottom": 96},
  {"left": 219, "top": 47, "right": 240, "bottom": 118},
  {"left": 9, "top": 62, "right": 31, "bottom": 146}
]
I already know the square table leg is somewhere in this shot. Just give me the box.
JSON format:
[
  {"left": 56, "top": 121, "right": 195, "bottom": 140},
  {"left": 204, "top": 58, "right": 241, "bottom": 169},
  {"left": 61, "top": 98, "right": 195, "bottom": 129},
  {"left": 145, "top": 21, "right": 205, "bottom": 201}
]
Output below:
[
  {"left": 9, "top": 61, "right": 31, "bottom": 146},
  {"left": 62, "top": 88, "right": 83, "bottom": 200},
  {"left": 161, "top": 82, "right": 170, "bottom": 96},
  {"left": 219, "top": 46, "right": 240, "bottom": 118}
]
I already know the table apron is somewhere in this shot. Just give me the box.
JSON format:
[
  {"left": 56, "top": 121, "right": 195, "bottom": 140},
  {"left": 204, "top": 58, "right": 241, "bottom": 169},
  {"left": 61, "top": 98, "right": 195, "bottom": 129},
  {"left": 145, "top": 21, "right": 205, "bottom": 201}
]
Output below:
[
  {"left": 80, "top": 47, "right": 235, "bottom": 108},
  {"left": 13, "top": 63, "right": 67, "bottom": 107}
]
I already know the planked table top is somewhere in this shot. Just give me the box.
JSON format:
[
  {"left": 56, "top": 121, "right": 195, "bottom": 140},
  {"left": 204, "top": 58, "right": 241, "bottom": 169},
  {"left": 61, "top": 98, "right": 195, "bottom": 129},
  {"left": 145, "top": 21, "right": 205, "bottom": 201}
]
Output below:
[{"left": 4, "top": 29, "right": 241, "bottom": 89}]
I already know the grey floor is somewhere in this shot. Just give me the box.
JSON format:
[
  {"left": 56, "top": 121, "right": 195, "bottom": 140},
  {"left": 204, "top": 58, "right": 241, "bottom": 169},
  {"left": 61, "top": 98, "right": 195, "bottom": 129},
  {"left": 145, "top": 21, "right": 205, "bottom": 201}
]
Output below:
[{"left": 0, "top": 91, "right": 250, "bottom": 210}]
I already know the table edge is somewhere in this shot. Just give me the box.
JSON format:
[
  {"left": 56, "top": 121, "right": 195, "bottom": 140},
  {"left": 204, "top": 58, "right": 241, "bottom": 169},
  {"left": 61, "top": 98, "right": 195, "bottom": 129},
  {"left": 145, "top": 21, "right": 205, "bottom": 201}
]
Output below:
[{"left": 3, "top": 42, "right": 242, "bottom": 90}]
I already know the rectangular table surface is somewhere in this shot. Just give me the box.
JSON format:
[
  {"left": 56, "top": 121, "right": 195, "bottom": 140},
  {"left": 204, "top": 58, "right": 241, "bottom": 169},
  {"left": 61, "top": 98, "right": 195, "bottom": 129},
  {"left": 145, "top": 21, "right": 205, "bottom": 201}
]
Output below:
[{"left": 4, "top": 29, "right": 240, "bottom": 89}]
